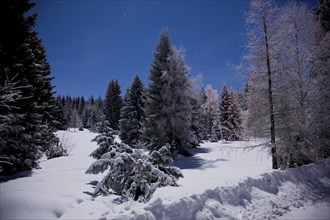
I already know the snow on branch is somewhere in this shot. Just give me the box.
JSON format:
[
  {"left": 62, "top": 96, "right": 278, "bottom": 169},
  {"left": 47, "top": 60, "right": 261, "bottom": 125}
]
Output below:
[{"left": 0, "top": 74, "right": 30, "bottom": 110}]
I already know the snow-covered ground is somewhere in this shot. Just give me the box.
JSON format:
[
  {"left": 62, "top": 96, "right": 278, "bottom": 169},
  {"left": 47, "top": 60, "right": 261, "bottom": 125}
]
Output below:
[{"left": 0, "top": 130, "right": 329, "bottom": 219}]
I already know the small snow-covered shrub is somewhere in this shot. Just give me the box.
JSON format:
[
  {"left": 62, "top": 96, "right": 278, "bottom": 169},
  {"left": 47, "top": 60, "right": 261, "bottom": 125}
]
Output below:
[
  {"left": 46, "top": 142, "right": 69, "bottom": 159},
  {"left": 90, "top": 119, "right": 115, "bottom": 159},
  {"left": 86, "top": 143, "right": 183, "bottom": 202}
]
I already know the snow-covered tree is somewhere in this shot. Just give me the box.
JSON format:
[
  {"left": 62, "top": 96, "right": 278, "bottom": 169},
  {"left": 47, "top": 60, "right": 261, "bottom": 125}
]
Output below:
[
  {"left": 244, "top": 0, "right": 280, "bottom": 169},
  {"left": 190, "top": 87, "right": 208, "bottom": 143},
  {"left": 69, "top": 108, "right": 82, "bottom": 131},
  {"left": 162, "top": 48, "right": 197, "bottom": 153},
  {"left": 219, "top": 84, "right": 231, "bottom": 140},
  {"left": 202, "top": 84, "right": 219, "bottom": 139},
  {"left": 305, "top": 0, "right": 330, "bottom": 161},
  {"left": 144, "top": 28, "right": 173, "bottom": 151},
  {"left": 90, "top": 115, "right": 115, "bottom": 159},
  {"left": 219, "top": 85, "right": 243, "bottom": 141},
  {"left": 119, "top": 75, "right": 145, "bottom": 147},
  {"left": 227, "top": 91, "right": 243, "bottom": 141},
  {"left": 144, "top": 28, "right": 197, "bottom": 155},
  {"left": 86, "top": 143, "right": 183, "bottom": 202},
  {"left": 244, "top": 0, "right": 328, "bottom": 168}
]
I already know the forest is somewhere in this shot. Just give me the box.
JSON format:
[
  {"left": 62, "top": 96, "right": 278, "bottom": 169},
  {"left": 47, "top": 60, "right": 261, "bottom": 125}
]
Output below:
[{"left": 0, "top": 0, "right": 329, "bottom": 206}]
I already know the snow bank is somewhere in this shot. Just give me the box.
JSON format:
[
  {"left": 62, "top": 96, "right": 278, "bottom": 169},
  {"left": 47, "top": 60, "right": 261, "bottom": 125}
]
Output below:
[{"left": 115, "top": 158, "right": 330, "bottom": 220}]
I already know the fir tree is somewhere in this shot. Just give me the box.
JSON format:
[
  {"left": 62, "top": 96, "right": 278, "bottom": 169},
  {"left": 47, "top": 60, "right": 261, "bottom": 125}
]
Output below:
[
  {"left": 104, "top": 79, "right": 122, "bottom": 130},
  {"left": 119, "top": 75, "right": 145, "bottom": 147}
]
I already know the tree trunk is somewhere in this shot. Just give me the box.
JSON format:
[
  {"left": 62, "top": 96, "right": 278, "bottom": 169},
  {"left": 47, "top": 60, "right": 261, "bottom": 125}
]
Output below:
[{"left": 263, "top": 11, "right": 278, "bottom": 169}]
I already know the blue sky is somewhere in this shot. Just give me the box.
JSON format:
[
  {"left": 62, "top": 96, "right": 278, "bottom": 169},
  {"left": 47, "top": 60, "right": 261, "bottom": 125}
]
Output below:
[{"left": 31, "top": 0, "right": 314, "bottom": 98}]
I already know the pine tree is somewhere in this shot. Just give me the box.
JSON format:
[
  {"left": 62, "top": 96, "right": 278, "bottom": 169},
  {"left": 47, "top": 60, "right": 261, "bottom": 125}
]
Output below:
[
  {"left": 119, "top": 75, "right": 145, "bottom": 147},
  {"left": 104, "top": 79, "right": 122, "bottom": 130}
]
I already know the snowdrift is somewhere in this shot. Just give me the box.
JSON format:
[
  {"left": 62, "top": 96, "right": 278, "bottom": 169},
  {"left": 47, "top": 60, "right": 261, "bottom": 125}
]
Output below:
[{"left": 115, "top": 158, "right": 330, "bottom": 220}]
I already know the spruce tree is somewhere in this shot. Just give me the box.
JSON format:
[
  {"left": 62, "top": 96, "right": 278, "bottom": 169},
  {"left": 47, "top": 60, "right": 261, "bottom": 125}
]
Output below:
[
  {"left": 104, "top": 79, "right": 122, "bottom": 130},
  {"left": 219, "top": 84, "right": 231, "bottom": 140},
  {"left": 119, "top": 75, "right": 145, "bottom": 147},
  {"left": 144, "top": 29, "right": 197, "bottom": 155},
  {"left": 0, "top": 0, "right": 62, "bottom": 173},
  {"left": 162, "top": 48, "right": 197, "bottom": 153},
  {"left": 190, "top": 88, "right": 207, "bottom": 143},
  {"left": 144, "top": 28, "right": 173, "bottom": 151},
  {"left": 227, "top": 91, "right": 243, "bottom": 141}
]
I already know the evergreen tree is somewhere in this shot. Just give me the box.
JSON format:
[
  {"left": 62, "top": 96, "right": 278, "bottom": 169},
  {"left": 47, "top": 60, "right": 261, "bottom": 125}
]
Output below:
[
  {"left": 104, "top": 79, "right": 122, "bottom": 130},
  {"left": 190, "top": 87, "right": 208, "bottom": 143},
  {"left": 219, "top": 84, "right": 231, "bottom": 140},
  {"left": 119, "top": 75, "right": 145, "bottom": 147},
  {"left": 90, "top": 115, "right": 115, "bottom": 159},
  {"left": 202, "top": 84, "right": 219, "bottom": 139},
  {"left": 144, "top": 29, "right": 197, "bottom": 155},
  {"left": 69, "top": 108, "right": 82, "bottom": 131},
  {"left": 162, "top": 48, "right": 197, "bottom": 152},
  {"left": 144, "top": 28, "right": 173, "bottom": 151},
  {"left": 0, "top": 0, "right": 62, "bottom": 173},
  {"left": 86, "top": 143, "right": 183, "bottom": 202},
  {"left": 227, "top": 91, "right": 243, "bottom": 141}
]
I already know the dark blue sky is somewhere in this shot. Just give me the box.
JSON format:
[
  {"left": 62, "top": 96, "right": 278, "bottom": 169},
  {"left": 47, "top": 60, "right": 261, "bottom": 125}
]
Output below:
[{"left": 31, "top": 0, "right": 314, "bottom": 98}]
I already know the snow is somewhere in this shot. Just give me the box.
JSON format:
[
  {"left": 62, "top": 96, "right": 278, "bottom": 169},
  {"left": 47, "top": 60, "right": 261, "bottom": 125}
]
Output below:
[{"left": 1, "top": 130, "right": 329, "bottom": 219}]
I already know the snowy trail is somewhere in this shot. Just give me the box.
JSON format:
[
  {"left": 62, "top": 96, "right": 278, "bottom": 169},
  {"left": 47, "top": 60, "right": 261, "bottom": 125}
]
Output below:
[{"left": 0, "top": 130, "right": 102, "bottom": 219}]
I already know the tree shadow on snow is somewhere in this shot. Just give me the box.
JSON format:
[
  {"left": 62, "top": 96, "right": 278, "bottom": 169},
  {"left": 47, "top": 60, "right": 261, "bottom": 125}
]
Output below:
[
  {"left": 173, "top": 156, "right": 207, "bottom": 170},
  {"left": 174, "top": 147, "right": 228, "bottom": 170},
  {"left": 0, "top": 170, "right": 33, "bottom": 183},
  {"left": 190, "top": 147, "right": 212, "bottom": 154}
]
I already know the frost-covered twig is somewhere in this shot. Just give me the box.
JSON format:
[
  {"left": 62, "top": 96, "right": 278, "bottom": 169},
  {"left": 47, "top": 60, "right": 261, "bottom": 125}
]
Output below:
[{"left": 0, "top": 74, "right": 31, "bottom": 110}]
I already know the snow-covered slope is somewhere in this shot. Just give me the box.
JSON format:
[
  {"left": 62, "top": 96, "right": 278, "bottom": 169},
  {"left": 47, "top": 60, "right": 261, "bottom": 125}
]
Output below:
[{"left": 0, "top": 130, "right": 329, "bottom": 220}]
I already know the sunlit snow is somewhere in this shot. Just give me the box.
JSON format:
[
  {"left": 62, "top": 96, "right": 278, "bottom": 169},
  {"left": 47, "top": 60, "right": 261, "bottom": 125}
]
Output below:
[{"left": 0, "top": 130, "right": 329, "bottom": 219}]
